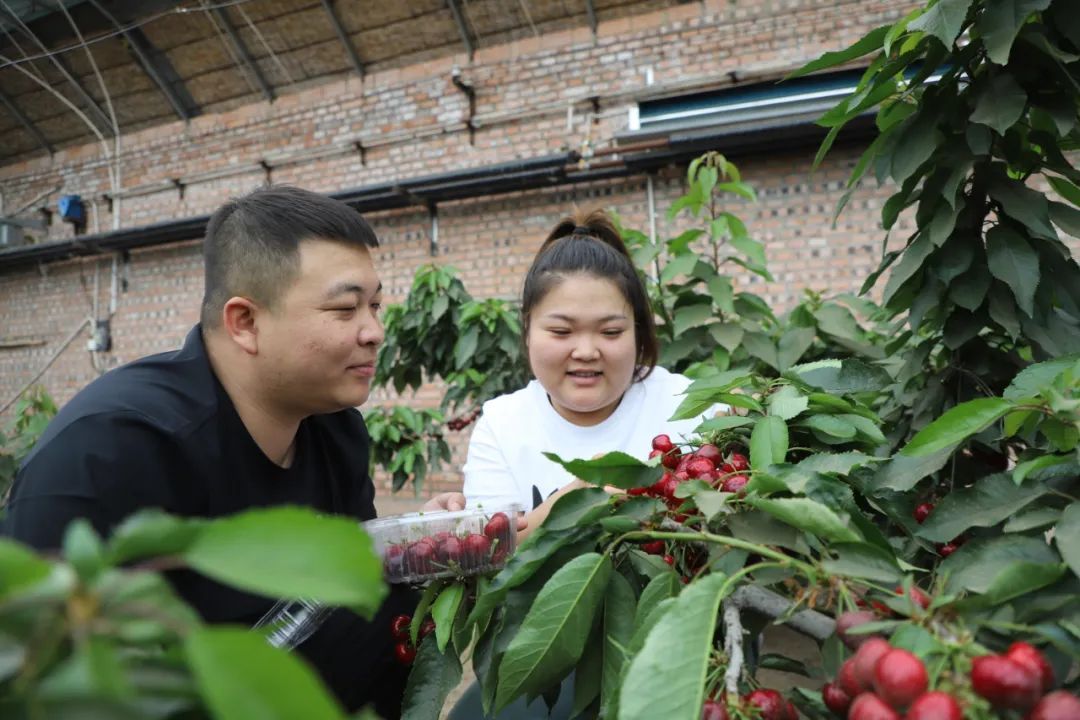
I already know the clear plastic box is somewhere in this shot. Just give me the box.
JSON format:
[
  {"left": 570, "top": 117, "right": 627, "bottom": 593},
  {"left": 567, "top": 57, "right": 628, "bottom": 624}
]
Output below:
[{"left": 364, "top": 503, "right": 521, "bottom": 584}]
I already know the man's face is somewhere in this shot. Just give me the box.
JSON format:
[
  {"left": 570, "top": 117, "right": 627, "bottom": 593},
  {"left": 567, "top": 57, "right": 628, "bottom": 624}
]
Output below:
[{"left": 256, "top": 237, "right": 384, "bottom": 416}]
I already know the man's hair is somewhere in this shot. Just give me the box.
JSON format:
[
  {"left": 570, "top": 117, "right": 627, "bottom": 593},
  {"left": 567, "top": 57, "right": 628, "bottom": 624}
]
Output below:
[{"left": 200, "top": 185, "right": 378, "bottom": 328}]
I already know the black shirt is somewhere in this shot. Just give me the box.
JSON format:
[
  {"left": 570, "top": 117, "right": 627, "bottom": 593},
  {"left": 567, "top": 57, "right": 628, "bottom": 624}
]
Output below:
[{"left": 1, "top": 325, "right": 415, "bottom": 715}]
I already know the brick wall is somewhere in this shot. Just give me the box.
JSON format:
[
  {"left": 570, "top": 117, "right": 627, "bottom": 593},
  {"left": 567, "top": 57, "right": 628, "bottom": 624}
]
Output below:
[{"left": 2, "top": 0, "right": 942, "bottom": 502}]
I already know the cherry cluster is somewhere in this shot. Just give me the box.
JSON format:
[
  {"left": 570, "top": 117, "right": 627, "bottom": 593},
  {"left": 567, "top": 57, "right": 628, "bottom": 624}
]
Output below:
[
  {"left": 823, "top": 637, "right": 1078, "bottom": 719},
  {"left": 388, "top": 613, "right": 435, "bottom": 666},
  {"left": 446, "top": 408, "right": 481, "bottom": 432},
  {"left": 911, "top": 501, "right": 965, "bottom": 557},
  {"left": 701, "top": 688, "right": 798, "bottom": 720},
  {"left": 383, "top": 511, "right": 512, "bottom": 577},
  {"left": 630, "top": 434, "right": 751, "bottom": 506}
]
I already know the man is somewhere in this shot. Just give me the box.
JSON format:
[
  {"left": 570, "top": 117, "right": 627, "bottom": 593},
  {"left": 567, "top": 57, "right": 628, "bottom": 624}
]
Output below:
[{"left": 1, "top": 186, "right": 470, "bottom": 715}]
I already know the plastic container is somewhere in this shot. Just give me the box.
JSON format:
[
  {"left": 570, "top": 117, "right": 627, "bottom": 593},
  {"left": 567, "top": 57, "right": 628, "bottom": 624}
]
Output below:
[
  {"left": 253, "top": 598, "right": 332, "bottom": 650},
  {"left": 364, "top": 503, "right": 521, "bottom": 584}
]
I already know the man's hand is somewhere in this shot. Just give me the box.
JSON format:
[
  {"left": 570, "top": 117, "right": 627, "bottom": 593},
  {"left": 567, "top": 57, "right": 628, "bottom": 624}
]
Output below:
[{"left": 421, "top": 492, "right": 528, "bottom": 532}]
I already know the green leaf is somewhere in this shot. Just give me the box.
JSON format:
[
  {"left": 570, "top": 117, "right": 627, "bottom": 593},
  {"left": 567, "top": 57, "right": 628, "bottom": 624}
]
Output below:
[
  {"left": 673, "top": 303, "right": 715, "bottom": 336},
  {"left": 729, "top": 235, "right": 767, "bottom": 267},
  {"left": 572, "top": 618, "right": 604, "bottom": 717},
  {"left": 600, "top": 572, "right": 637, "bottom": 717},
  {"left": 401, "top": 639, "right": 463, "bottom": 720},
  {"left": 971, "top": 74, "right": 1028, "bottom": 134},
  {"left": 890, "top": 113, "right": 941, "bottom": 185},
  {"left": 989, "top": 177, "right": 1059, "bottom": 240},
  {"left": 777, "top": 326, "right": 816, "bottom": 372},
  {"left": 186, "top": 627, "right": 346, "bottom": 720},
  {"left": 183, "top": 507, "right": 386, "bottom": 614},
  {"left": 797, "top": 452, "right": 880, "bottom": 476},
  {"left": 803, "top": 414, "right": 857, "bottom": 441},
  {"left": 453, "top": 326, "right": 480, "bottom": 371},
  {"left": 950, "top": 264, "right": 992, "bottom": 310},
  {"left": 635, "top": 573, "right": 681, "bottom": 628},
  {"left": 1003, "top": 507, "right": 1061, "bottom": 533},
  {"left": 618, "top": 573, "right": 729, "bottom": 720},
  {"left": 750, "top": 416, "right": 788, "bottom": 469},
  {"left": 916, "top": 474, "right": 1048, "bottom": 542},
  {"left": 767, "top": 385, "right": 809, "bottom": 421},
  {"left": 787, "top": 25, "right": 890, "bottom": 79},
  {"left": 63, "top": 520, "right": 105, "bottom": 584},
  {"left": 982, "top": 563, "right": 1067, "bottom": 604},
  {"left": 660, "top": 253, "right": 698, "bottom": 283},
  {"left": 908, "top": 0, "right": 971, "bottom": 46},
  {"left": 708, "top": 321, "right": 742, "bottom": 351},
  {"left": 495, "top": 553, "right": 612, "bottom": 712},
  {"left": 748, "top": 497, "right": 862, "bottom": 543},
  {"left": 107, "top": 510, "right": 206, "bottom": 565},
  {"left": 979, "top": 0, "right": 1053, "bottom": 64},
  {"left": 787, "top": 358, "right": 891, "bottom": 395},
  {"left": 432, "top": 583, "right": 465, "bottom": 653},
  {"left": 541, "top": 452, "right": 662, "bottom": 491},
  {"left": 986, "top": 225, "right": 1040, "bottom": 316},
  {"left": 0, "top": 539, "right": 52, "bottom": 600},
  {"left": 1012, "top": 454, "right": 1073, "bottom": 485},
  {"left": 1004, "top": 354, "right": 1080, "bottom": 399},
  {"left": 822, "top": 542, "right": 902, "bottom": 583},
  {"left": 1048, "top": 176, "right": 1080, "bottom": 208},
  {"left": 541, "top": 487, "right": 613, "bottom": 532},
  {"left": 884, "top": 234, "right": 933, "bottom": 306},
  {"left": 695, "top": 415, "right": 755, "bottom": 433},
  {"left": 1057, "top": 503, "right": 1080, "bottom": 581},
  {"left": 942, "top": 536, "right": 1058, "bottom": 594},
  {"left": 899, "top": 398, "right": 1014, "bottom": 457}
]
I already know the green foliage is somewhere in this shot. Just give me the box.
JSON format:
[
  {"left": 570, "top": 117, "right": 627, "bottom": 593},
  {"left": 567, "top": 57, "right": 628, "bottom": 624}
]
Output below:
[
  {"left": 0, "top": 386, "right": 57, "bottom": 503},
  {"left": 0, "top": 507, "right": 385, "bottom": 718},
  {"left": 364, "top": 405, "right": 452, "bottom": 493}
]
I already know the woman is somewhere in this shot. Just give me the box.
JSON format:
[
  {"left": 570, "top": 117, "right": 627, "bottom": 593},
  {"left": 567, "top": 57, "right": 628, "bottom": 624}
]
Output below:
[{"left": 463, "top": 210, "right": 721, "bottom": 537}]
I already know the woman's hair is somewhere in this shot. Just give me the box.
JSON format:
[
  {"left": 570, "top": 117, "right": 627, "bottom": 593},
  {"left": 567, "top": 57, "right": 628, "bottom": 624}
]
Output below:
[{"left": 522, "top": 209, "right": 658, "bottom": 380}]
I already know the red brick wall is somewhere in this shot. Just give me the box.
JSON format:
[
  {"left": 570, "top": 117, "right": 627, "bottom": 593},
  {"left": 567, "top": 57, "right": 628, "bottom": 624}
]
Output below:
[{"left": 0, "top": 0, "right": 956, "bottom": 501}]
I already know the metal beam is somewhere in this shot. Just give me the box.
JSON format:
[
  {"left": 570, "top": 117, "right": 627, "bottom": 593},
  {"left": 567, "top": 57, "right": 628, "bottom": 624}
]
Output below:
[
  {"left": 0, "top": 86, "right": 53, "bottom": 154},
  {"left": 319, "top": 0, "right": 362, "bottom": 77},
  {"left": 0, "top": 4, "right": 114, "bottom": 134},
  {"left": 210, "top": 6, "right": 274, "bottom": 103},
  {"left": 86, "top": 0, "right": 199, "bottom": 121},
  {"left": 446, "top": 0, "right": 474, "bottom": 58},
  {"left": 584, "top": 0, "right": 597, "bottom": 35}
]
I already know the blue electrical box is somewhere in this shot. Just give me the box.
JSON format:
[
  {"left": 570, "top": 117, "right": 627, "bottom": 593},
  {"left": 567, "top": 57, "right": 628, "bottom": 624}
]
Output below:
[{"left": 58, "top": 194, "right": 86, "bottom": 225}]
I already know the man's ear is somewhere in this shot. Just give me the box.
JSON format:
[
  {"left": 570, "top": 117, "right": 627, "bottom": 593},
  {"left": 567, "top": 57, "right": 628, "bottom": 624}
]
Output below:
[{"left": 221, "top": 296, "right": 261, "bottom": 355}]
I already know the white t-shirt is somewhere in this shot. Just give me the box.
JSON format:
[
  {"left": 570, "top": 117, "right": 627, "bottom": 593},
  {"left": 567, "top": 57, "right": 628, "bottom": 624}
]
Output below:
[{"left": 463, "top": 366, "right": 719, "bottom": 511}]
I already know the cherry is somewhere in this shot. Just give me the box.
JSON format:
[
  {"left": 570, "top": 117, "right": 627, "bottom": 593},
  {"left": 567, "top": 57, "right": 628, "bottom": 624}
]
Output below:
[
  {"left": 686, "top": 457, "right": 716, "bottom": 478},
  {"left": 696, "top": 444, "right": 723, "bottom": 464},
  {"left": 419, "top": 618, "right": 436, "bottom": 639},
  {"left": 896, "top": 585, "right": 931, "bottom": 610},
  {"left": 663, "top": 554, "right": 675, "bottom": 565},
  {"left": 384, "top": 544, "right": 406, "bottom": 576},
  {"left": 937, "top": 542, "right": 959, "bottom": 558},
  {"left": 848, "top": 693, "right": 900, "bottom": 720},
  {"left": 1006, "top": 641, "right": 1054, "bottom": 693},
  {"left": 853, "top": 637, "right": 892, "bottom": 692},
  {"left": 658, "top": 476, "right": 681, "bottom": 499},
  {"left": 394, "top": 641, "right": 416, "bottom": 665},
  {"left": 405, "top": 541, "right": 435, "bottom": 574},
  {"left": 839, "top": 658, "right": 862, "bottom": 699},
  {"left": 389, "top": 614, "right": 411, "bottom": 640},
  {"left": 721, "top": 474, "right": 749, "bottom": 494},
  {"left": 1026, "top": 691, "right": 1080, "bottom": 720},
  {"left": 872, "top": 648, "right": 927, "bottom": 709},
  {"left": 648, "top": 448, "right": 664, "bottom": 461},
  {"left": 912, "top": 503, "right": 934, "bottom": 524},
  {"left": 652, "top": 434, "right": 675, "bottom": 453},
  {"left": 744, "top": 688, "right": 796, "bottom": 720},
  {"left": 822, "top": 682, "right": 851, "bottom": 715},
  {"left": 836, "top": 610, "right": 879, "bottom": 650},
  {"left": 700, "top": 699, "right": 729, "bottom": 720},
  {"left": 462, "top": 533, "right": 492, "bottom": 567},
  {"left": 971, "top": 655, "right": 1042, "bottom": 711},
  {"left": 727, "top": 452, "right": 750, "bottom": 472},
  {"left": 437, "top": 536, "right": 463, "bottom": 564},
  {"left": 904, "top": 691, "right": 962, "bottom": 720},
  {"left": 484, "top": 512, "right": 511, "bottom": 541},
  {"left": 640, "top": 540, "right": 665, "bottom": 555},
  {"left": 662, "top": 450, "right": 682, "bottom": 470}
]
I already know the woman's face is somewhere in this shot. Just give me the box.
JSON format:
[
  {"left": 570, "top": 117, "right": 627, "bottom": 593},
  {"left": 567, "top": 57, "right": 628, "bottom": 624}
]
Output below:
[{"left": 526, "top": 273, "right": 638, "bottom": 426}]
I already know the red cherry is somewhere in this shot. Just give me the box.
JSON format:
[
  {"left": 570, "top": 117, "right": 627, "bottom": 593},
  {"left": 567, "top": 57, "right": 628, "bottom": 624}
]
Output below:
[
  {"left": 419, "top": 618, "right": 436, "bottom": 639},
  {"left": 462, "top": 533, "right": 492, "bottom": 568},
  {"left": 663, "top": 554, "right": 675, "bottom": 565},
  {"left": 640, "top": 540, "right": 665, "bottom": 555},
  {"left": 437, "top": 536, "right": 463, "bottom": 564},
  {"left": 483, "top": 512, "right": 511, "bottom": 541},
  {"left": 662, "top": 449, "right": 682, "bottom": 470},
  {"left": 822, "top": 682, "right": 851, "bottom": 715},
  {"left": 648, "top": 448, "right": 664, "bottom": 461},
  {"left": 389, "top": 614, "right": 411, "bottom": 640},
  {"left": 721, "top": 474, "right": 749, "bottom": 495},
  {"left": 405, "top": 541, "right": 435, "bottom": 574},
  {"left": 1026, "top": 691, "right": 1080, "bottom": 720},
  {"left": 836, "top": 610, "right": 879, "bottom": 650},
  {"left": 839, "top": 658, "right": 862, "bottom": 699},
  {"left": 652, "top": 434, "right": 675, "bottom": 453},
  {"left": 904, "top": 691, "right": 962, "bottom": 720},
  {"left": 686, "top": 457, "right": 717, "bottom": 478},
  {"left": 971, "top": 655, "right": 1042, "bottom": 711},
  {"left": 912, "top": 503, "right": 934, "bottom": 524},
  {"left": 895, "top": 585, "right": 931, "bottom": 610},
  {"left": 872, "top": 648, "right": 927, "bottom": 709},
  {"left": 848, "top": 693, "right": 900, "bottom": 720},
  {"left": 394, "top": 641, "right": 417, "bottom": 665},
  {"left": 744, "top": 688, "right": 796, "bottom": 720},
  {"left": 853, "top": 637, "right": 892, "bottom": 692},
  {"left": 696, "top": 444, "right": 723, "bottom": 464},
  {"left": 1006, "top": 642, "right": 1054, "bottom": 693},
  {"left": 700, "top": 699, "right": 729, "bottom": 720},
  {"left": 727, "top": 452, "right": 749, "bottom": 471},
  {"left": 937, "top": 542, "right": 959, "bottom": 558}
]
